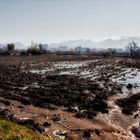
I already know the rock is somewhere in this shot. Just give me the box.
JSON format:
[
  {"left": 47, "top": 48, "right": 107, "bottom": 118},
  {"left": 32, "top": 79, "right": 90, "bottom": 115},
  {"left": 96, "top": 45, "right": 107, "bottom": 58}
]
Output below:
[
  {"left": 131, "top": 126, "right": 140, "bottom": 138},
  {"left": 19, "top": 118, "right": 36, "bottom": 126},
  {"left": 115, "top": 93, "right": 140, "bottom": 115},
  {"left": 75, "top": 112, "right": 85, "bottom": 118},
  {"left": 94, "top": 129, "right": 101, "bottom": 136},
  {"left": 83, "top": 130, "right": 92, "bottom": 138},
  {"left": 75, "top": 110, "right": 96, "bottom": 119},
  {"left": 63, "top": 107, "right": 78, "bottom": 113},
  {"left": 0, "top": 109, "right": 14, "bottom": 119},
  {"left": 17, "top": 105, "right": 24, "bottom": 109},
  {"left": 126, "top": 83, "right": 133, "bottom": 89},
  {"left": 35, "top": 123, "right": 45, "bottom": 133},
  {"left": 91, "top": 99, "right": 108, "bottom": 111},
  {"left": 53, "top": 130, "right": 67, "bottom": 139},
  {"left": 52, "top": 114, "right": 61, "bottom": 122},
  {"left": 0, "top": 99, "right": 10, "bottom": 106},
  {"left": 134, "top": 114, "right": 139, "bottom": 119},
  {"left": 101, "top": 109, "right": 109, "bottom": 114},
  {"left": 117, "top": 86, "right": 122, "bottom": 92},
  {"left": 42, "top": 122, "right": 51, "bottom": 127},
  {"left": 18, "top": 118, "right": 45, "bottom": 133}
]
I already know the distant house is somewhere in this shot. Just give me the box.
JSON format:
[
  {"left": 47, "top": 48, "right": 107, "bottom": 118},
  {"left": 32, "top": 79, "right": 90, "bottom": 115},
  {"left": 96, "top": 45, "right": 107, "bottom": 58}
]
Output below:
[
  {"left": 75, "top": 46, "right": 91, "bottom": 54},
  {"left": 58, "top": 46, "right": 69, "bottom": 52},
  {"left": 75, "top": 46, "right": 82, "bottom": 53},
  {"left": 41, "top": 44, "right": 48, "bottom": 50}
]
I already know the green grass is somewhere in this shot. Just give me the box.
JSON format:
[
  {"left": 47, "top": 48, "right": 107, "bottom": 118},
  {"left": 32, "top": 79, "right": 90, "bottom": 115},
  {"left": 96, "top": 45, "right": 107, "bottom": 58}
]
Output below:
[{"left": 0, "top": 120, "right": 56, "bottom": 140}]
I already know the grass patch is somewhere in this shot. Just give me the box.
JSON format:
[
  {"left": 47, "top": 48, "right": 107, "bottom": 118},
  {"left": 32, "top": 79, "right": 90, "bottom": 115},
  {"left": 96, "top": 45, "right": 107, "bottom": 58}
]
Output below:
[{"left": 0, "top": 119, "right": 55, "bottom": 140}]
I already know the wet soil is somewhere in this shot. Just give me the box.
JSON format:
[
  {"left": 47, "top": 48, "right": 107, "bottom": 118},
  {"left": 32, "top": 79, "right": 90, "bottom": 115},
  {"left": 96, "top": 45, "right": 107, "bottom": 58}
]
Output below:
[{"left": 0, "top": 55, "right": 140, "bottom": 140}]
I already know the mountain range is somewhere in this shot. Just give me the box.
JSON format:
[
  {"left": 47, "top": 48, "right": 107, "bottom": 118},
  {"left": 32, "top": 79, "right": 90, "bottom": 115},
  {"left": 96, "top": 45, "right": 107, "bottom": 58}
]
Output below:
[
  {"left": 0, "top": 37, "right": 140, "bottom": 50},
  {"left": 49, "top": 37, "right": 140, "bottom": 49}
]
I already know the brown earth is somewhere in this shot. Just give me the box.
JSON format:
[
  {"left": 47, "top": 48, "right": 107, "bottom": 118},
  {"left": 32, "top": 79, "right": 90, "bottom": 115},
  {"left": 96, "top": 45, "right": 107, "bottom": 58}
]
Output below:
[{"left": 0, "top": 54, "right": 139, "bottom": 140}]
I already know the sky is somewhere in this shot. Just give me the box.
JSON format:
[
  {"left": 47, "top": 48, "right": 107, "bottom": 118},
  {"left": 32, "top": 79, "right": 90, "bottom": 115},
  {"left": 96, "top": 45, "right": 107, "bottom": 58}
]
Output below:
[{"left": 0, "top": 0, "right": 140, "bottom": 44}]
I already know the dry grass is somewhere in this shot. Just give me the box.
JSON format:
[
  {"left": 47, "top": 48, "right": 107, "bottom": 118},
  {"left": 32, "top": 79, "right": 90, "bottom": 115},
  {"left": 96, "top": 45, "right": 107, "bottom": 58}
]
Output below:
[{"left": 0, "top": 119, "right": 56, "bottom": 140}]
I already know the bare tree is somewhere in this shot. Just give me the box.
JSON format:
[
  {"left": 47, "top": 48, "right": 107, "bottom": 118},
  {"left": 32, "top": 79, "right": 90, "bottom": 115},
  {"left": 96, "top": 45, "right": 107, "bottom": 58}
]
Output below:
[
  {"left": 126, "top": 41, "right": 139, "bottom": 58},
  {"left": 7, "top": 43, "right": 15, "bottom": 52},
  {"left": 7, "top": 43, "right": 15, "bottom": 55},
  {"left": 107, "top": 48, "right": 116, "bottom": 56},
  {"left": 39, "top": 43, "right": 46, "bottom": 54}
]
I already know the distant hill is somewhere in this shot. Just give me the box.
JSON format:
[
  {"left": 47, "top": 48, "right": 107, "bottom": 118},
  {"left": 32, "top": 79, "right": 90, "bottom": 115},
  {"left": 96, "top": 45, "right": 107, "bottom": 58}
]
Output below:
[
  {"left": 0, "top": 44, "right": 6, "bottom": 48},
  {"left": 49, "top": 39, "right": 95, "bottom": 48},
  {"left": 49, "top": 37, "right": 140, "bottom": 49},
  {"left": 95, "top": 37, "right": 140, "bottom": 49},
  {"left": 0, "top": 37, "right": 140, "bottom": 50}
]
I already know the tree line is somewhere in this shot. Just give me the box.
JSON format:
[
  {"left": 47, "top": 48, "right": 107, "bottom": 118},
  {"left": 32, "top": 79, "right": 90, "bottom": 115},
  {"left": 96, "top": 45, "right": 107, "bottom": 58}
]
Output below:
[
  {"left": 0, "top": 43, "right": 47, "bottom": 55},
  {"left": 0, "top": 41, "right": 140, "bottom": 57}
]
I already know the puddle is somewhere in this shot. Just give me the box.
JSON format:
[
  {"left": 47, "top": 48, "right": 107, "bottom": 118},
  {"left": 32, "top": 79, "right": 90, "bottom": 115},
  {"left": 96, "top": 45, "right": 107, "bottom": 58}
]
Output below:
[
  {"left": 112, "top": 69, "right": 140, "bottom": 94},
  {"left": 30, "top": 68, "right": 54, "bottom": 74},
  {"left": 54, "top": 60, "right": 99, "bottom": 69},
  {"left": 54, "top": 62, "right": 85, "bottom": 69},
  {"left": 57, "top": 60, "right": 101, "bottom": 80}
]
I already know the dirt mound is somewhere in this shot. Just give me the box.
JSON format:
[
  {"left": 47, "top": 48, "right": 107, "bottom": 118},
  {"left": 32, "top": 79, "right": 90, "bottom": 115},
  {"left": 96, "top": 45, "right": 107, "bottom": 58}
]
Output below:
[{"left": 116, "top": 92, "right": 140, "bottom": 115}]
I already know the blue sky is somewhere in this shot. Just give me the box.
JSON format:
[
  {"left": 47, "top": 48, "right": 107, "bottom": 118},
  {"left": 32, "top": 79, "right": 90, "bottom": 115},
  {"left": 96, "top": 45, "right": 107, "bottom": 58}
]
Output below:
[{"left": 0, "top": 0, "right": 140, "bottom": 44}]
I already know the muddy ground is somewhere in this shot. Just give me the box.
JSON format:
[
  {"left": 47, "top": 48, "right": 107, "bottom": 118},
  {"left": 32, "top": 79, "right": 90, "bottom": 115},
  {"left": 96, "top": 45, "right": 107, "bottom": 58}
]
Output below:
[{"left": 0, "top": 55, "right": 140, "bottom": 140}]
